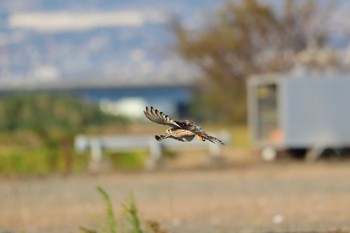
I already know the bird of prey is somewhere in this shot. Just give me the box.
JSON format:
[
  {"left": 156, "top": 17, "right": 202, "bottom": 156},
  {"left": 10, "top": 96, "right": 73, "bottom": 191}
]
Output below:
[{"left": 143, "top": 106, "right": 224, "bottom": 144}]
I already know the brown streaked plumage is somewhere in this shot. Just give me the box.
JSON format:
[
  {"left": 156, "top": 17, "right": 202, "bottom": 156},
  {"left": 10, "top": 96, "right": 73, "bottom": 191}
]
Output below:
[{"left": 143, "top": 106, "right": 224, "bottom": 144}]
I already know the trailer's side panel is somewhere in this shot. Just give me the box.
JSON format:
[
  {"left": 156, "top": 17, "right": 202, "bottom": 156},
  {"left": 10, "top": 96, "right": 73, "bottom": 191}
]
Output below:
[{"left": 284, "top": 77, "right": 350, "bottom": 147}]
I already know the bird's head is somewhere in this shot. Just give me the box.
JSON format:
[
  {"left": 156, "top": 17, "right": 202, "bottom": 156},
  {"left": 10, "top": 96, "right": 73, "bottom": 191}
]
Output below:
[{"left": 183, "top": 120, "right": 194, "bottom": 126}]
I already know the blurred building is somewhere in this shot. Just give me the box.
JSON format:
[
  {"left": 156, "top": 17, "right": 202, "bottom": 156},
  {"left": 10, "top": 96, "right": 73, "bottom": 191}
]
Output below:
[
  {"left": 0, "top": 83, "right": 193, "bottom": 119},
  {"left": 72, "top": 84, "right": 192, "bottom": 119}
]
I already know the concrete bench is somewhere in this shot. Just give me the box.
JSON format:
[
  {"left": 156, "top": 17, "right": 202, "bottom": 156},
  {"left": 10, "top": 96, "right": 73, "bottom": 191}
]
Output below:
[{"left": 74, "top": 132, "right": 230, "bottom": 171}]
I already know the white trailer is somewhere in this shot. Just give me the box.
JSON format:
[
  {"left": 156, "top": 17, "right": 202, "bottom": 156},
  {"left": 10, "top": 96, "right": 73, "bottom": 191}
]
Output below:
[{"left": 247, "top": 73, "right": 350, "bottom": 160}]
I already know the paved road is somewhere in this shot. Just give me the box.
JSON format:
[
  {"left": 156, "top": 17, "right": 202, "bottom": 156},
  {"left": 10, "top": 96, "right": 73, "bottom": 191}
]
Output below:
[{"left": 1, "top": 162, "right": 350, "bottom": 233}]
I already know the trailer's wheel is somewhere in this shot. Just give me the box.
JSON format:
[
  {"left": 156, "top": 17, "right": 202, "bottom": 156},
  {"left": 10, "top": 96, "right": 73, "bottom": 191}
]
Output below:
[
  {"left": 288, "top": 148, "right": 307, "bottom": 160},
  {"left": 260, "top": 147, "right": 278, "bottom": 161}
]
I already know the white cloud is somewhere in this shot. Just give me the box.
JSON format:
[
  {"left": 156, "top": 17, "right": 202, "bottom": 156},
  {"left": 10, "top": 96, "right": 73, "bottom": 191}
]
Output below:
[
  {"left": 129, "top": 49, "right": 145, "bottom": 61},
  {"left": 32, "top": 65, "right": 60, "bottom": 81},
  {"left": 8, "top": 10, "right": 169, "bottom": 32}
]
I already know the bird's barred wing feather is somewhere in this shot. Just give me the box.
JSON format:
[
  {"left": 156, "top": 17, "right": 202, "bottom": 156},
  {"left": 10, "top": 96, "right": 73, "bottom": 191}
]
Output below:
[{"left": 144, "top": 106, "right": 181, "bottom": 128}]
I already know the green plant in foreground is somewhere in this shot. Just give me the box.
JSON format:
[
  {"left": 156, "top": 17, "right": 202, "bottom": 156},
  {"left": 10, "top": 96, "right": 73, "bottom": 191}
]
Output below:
[
  {"left": 80, "top": 187, "right": 167, "bottom": 233},
  {"left": 121, "top": 195, "right": 143, "bottom": 233},
  {"left": 96, "top": 186, "right": 118, "bottom": 233}
]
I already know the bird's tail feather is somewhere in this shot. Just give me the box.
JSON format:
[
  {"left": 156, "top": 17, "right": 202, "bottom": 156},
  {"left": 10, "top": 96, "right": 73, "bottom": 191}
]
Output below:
[
  {"left": 198, "top": 133, "right": 225, "bottom": 145},
  {"left": 208, "top": 136, "right": 225, "bottom": 145}
]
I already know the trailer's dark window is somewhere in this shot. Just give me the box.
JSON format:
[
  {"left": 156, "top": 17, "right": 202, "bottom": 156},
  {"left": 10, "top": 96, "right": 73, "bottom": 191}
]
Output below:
[{"left": 257, "top": 84, "right": 279, "bottom": 141}]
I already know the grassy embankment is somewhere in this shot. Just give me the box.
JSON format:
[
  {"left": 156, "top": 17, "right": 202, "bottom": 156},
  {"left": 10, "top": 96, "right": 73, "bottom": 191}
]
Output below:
[{"left": 0, "top": 94, "right": 249, "bottom": 175}]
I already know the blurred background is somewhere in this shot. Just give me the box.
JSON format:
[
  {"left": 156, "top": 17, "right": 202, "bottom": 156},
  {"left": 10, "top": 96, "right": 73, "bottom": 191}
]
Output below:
[{"left": 1, "top": 0, "right": 350, "bottom": 232}]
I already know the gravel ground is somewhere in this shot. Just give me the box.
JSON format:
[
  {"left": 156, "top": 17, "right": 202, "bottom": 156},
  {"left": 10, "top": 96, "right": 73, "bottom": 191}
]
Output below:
[{"left": 1, "top": 159, "right": 350, "bottom": 233}]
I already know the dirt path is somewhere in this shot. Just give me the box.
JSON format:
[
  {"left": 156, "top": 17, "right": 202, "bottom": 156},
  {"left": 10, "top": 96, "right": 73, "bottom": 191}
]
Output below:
[{"left": 1, "top": 161, "right": 350, "bottom": 233}]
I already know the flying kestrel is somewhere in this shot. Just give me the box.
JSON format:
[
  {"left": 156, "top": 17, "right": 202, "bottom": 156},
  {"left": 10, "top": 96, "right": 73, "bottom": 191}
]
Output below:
[{"left": 144, "top": 106, "right": 224, "bottom": 144}]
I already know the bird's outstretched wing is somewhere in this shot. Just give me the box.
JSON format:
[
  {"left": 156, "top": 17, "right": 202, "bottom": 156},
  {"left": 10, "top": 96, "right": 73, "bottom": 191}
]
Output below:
[{"left": 144, "top": 106, "right": 181, "bottom": 128}]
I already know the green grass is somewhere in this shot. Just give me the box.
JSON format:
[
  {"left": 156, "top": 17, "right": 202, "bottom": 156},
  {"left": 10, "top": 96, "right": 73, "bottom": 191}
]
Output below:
[
  {"left": 0, "top": 149, "right": 90, "bottom": 175},
  {"left": 106, "top": 151, "right": 147, "bottom": 170},
  {"left": 0, "top": 130, "right": 88, "bottom": 175},
  {"left": 0, "top": 146, "right": 149, "bottom": 175},
  {"left": 0, "top": 93, "right": 132, "bottom": 175},
  {"left": 80, "top": 187, "right": 167, "bottom": 233},
  {"left": 0, "top": 125, "right": 250, "bottom": 175},
  {"left": 122, "top": 195, "right": 143, "bottom": 233},
  {"left": 96, "top": 187, "right": 117, "bottom": 233},
  {"left": 231, "top": 125, "right": 251, "bottom": 149},
  {"left": 0, "top": 130, "right": 147, "bottom": 175}
]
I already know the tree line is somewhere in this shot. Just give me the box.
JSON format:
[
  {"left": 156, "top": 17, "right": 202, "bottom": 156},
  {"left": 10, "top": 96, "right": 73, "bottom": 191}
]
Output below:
[{"left": 172, "top": 0, "right": 332, "bottom": 123}]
